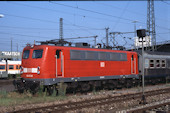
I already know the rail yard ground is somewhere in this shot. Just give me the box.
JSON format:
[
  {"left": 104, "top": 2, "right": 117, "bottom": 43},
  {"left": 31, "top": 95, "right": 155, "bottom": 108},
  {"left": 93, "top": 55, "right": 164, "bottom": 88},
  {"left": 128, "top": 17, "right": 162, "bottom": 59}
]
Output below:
[{"left": 0, "top": 83, "right": 170, "bottom": 113}]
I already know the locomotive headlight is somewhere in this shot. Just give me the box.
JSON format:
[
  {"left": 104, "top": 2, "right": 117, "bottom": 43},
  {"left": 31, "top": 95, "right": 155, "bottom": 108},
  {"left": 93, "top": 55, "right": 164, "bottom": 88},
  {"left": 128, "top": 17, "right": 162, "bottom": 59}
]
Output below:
[{"left": 37, "top": 66, "right": 40, "bottom": 74}]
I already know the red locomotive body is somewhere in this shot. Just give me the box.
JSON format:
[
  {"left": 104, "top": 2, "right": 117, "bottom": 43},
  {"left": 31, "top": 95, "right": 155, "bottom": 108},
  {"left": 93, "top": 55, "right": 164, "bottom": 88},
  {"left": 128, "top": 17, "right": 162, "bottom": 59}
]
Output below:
[{"left": 20, "top": 44, "right": 138, "bottom": 86}]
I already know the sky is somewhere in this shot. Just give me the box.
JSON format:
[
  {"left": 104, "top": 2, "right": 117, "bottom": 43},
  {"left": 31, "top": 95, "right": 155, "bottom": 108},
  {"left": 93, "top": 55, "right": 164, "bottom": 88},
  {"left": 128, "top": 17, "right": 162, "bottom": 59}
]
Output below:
[{"left": 0, "top": 1, "right": 170, "bottom": 52}]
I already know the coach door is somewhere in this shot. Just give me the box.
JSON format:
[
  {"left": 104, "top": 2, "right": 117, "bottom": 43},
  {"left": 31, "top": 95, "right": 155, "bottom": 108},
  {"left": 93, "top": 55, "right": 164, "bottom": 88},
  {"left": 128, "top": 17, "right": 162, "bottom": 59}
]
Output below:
[
  {"left": 55, "top": 50, "right": 64, "bottom": 77},
  {"left": 131, "top": 54, "right": 136, "bottom": 74}
]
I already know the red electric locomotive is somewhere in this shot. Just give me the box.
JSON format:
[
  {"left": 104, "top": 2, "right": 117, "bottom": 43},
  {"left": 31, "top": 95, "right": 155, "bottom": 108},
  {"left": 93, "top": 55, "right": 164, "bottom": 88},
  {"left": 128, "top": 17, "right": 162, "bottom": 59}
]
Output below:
[{"left": 14, "top": 43, "right": 139, "bottom": 94}]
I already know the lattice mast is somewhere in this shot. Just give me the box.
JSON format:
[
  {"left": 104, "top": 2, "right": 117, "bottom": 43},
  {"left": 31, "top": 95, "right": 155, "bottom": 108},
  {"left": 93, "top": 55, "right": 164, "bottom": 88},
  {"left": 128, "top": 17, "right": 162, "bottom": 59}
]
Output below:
[
  {"left": 60, "top": 18, "right": 64, "bottom": 45},
  {"left": 147, "top": 0, "right": 156, "bottom": 51}
]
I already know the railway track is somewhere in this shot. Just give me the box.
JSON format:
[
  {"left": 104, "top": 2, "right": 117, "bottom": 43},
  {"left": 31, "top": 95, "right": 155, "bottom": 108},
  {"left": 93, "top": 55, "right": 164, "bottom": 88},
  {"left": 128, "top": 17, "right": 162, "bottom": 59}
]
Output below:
[
  {"left": 9, "top": 87, "right": 170, "bottom": 113},
  {"left": 127, "top": 99, "right": 170, "bottom": 113}
]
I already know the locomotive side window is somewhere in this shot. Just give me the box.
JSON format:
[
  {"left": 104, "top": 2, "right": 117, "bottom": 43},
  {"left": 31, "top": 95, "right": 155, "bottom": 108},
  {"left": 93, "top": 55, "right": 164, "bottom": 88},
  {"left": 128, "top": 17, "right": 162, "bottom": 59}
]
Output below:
[
  {"left": 32, "top": 50, "right": 43, "bottom": 59},
  {"left": 70, "top": 50, "right": 127, "bottom": 61},
  {"left": 9, "top": 65, "right": 14, "bottom": 70},
  {"left": 149, "top": 60, "right": 154, "bottom": 68},
  {"left": 161, "top": 60, "right": 166, "bottom": 68},
  {"left": 70, "top": 50, "right": 85, "bottom": 60},
  {"left": 110, "top": 53, "right": 127, "bottom": 61},
  {"left": 56, "top": 50, "right": 61, "bottom": 59},
  {"left": 120, "top": 53, "right": 127, "bottom": 61},
  {"left": 85, "top": 51, "right": 98, "bottom": 60},
  {"left": 0, "top": 65, "right": 5, "bottom": 70},
  {"left": 23, "top": 50, "right": 30, "bottom": 59},
  {"left": 156, "top": 60, "right": 160, "bottom": 68},
  {"left": 110, "top": 53, "right": 120, "bottom": 61},
  {"left": 98, "top": 52, "right": 108, "bottom": 60}
]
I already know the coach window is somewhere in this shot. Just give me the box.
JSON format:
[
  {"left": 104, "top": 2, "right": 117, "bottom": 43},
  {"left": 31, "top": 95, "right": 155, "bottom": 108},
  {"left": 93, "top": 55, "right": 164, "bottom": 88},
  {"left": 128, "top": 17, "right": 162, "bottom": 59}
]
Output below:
[
  {"left": 16, "top": 65, "right": 19, "bottom": 69},
  {"left": 149, "top": 59, "right": 154, "bottom": 68},
  {"left": 23, "top": 50, "right": 30, "bottom": 59},
  {"left": 0, "top": 65, "right": 5, "bottom": 70},
  {"left": 145, "top": 59, "right": 149, "bottom": 68},
  {"left": 156, "top": 60, "right": 160, "bottom": 68},
  {"left": 56, "top": 50, "right": 61, "bottom": 59},
  {"left": 32, "top": 50, "right": 43, "bottom": 59},
  {"left": 161, "top": 60, "right": 166, "bottom": 68},
  {"left": 9, "top": 65, "right": 14, "bottom": 70}
]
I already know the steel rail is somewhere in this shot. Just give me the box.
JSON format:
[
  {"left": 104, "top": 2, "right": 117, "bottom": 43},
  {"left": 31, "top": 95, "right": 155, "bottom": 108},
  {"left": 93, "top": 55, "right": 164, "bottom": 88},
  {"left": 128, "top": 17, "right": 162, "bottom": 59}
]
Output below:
[{"left": 128, "top": 101, "right": 170, "bottom": 113}]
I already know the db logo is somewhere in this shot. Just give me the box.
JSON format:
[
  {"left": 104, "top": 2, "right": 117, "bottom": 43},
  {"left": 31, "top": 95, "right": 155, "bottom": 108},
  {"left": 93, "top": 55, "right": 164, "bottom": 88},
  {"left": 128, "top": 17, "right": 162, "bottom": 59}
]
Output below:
[{"left": 100, "top": 62, "right": 105, "bottom": 67}]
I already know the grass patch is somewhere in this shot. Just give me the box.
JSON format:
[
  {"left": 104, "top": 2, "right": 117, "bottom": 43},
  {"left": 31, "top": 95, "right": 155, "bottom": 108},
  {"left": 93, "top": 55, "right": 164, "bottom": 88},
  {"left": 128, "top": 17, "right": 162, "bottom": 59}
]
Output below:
[{"left": 0, "top": 86, "right": 67, "bottom": 107}]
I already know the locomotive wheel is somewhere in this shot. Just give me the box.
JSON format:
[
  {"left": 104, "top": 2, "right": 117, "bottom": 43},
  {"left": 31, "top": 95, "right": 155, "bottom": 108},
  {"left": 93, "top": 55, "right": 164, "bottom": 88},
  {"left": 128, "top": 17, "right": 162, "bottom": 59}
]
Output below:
[
  {"left": 107, "top": 83, "right": 115, "bottom": 90},
  {"left": 81, "top": 82, "right": 91, "bottom": 93},
  {"left": 47, "top": 86, "right": 54, "bottom": 96},
  {"left": 15, "top": 80, "right": 25, "bottom": 93},
  {"left": 126, "top": 80, "right": 132, "bottom": 88}
]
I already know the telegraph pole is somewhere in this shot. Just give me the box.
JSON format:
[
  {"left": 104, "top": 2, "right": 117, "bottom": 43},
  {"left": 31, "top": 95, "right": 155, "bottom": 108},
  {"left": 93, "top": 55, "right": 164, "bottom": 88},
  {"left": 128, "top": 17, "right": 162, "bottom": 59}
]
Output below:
[
  {"left": 105, "top": 27, "right": 109, "bottom": 47},
  {"left": 132, "top": 21, "right": 138, "bottom": 38},
  {"left": 17, "top": 43, "right": 18, "bottom": 60},
  {"left": 11, "top": 38, "right": 12, "bottom": 59},
  {"left": 94, "top": 36, "right": 97, "bottom": 47}
]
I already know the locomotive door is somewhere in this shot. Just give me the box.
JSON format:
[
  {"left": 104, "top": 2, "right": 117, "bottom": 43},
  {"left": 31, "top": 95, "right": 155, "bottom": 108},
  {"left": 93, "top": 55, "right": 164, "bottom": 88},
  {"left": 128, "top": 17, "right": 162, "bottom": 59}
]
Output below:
[
  {"left": 55, "top": 50, "right": 64, "bottom": 77},
  {"left": 131, "top": 54, "right": 136, "bottom": 74}
]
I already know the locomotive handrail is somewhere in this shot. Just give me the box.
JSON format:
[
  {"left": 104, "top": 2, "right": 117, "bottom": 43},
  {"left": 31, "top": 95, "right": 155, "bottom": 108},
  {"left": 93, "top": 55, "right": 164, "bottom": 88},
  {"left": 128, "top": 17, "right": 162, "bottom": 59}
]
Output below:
[{"left": 55, "top": 55, "right": 57, "bottom": 77}]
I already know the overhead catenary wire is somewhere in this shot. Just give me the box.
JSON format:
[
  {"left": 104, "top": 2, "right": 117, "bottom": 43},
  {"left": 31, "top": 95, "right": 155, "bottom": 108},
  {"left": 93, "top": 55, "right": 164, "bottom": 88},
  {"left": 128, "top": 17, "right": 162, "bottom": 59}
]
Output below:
[
  {"left": 49, "top": 1, "right": 170, "bottom": 31},
  {"left": 4, "top": 2, "right": 170, "bottom": 32},
  {"left": 2, "top": 13, "right": 101, "bottom": 30},
  {"left": 112, "top": 1, "right": 130, "bottom": 31},
  {"left": 9, "top": 2, "right": 134, "bottom": 26},
  {"left": 49, "top": 1, "right": 136, "bottom": 22},
  {"left": 0, "top": 25, "right": 104, "bottom": 31},
  {"left": 95, "top": 1, "right": 170, "bottom": 24}
]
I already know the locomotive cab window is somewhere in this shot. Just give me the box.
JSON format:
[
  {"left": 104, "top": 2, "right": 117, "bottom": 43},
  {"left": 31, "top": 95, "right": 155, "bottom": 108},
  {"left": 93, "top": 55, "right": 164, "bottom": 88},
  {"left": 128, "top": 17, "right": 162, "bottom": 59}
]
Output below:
[
  {"left": 23, "top": 50, "right": 30, "bottom": 59},
  {"left": 56, "top": 50, "right": 61, "bottom": 59},
  {"left": 9, "top": 65, "right": 14, "bottom": 70},
  {"left": 32, "top": 50, "right": 43, "bottom": 59},
  {"left": 0, "top": 65, "right": 5, "bottom": 70},
  {"left": 161, "top": 60, "right": 166, "bottom": 68}
]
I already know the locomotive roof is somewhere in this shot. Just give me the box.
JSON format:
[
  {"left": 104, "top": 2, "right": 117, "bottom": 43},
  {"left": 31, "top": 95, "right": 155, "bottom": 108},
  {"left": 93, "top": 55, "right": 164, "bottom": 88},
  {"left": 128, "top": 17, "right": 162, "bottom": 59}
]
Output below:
[{"left": 24, "top": 44, "right": 137, "bottom": 54}]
